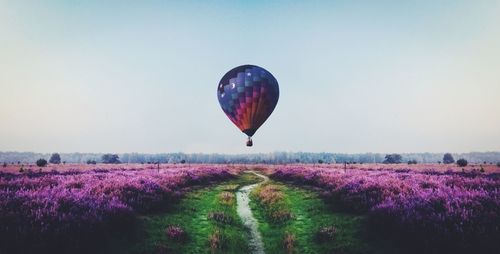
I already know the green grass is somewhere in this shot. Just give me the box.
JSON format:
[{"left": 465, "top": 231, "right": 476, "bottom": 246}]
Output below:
[
  {"left": 251, "top": 181, "right": 402, "bottom": 254},
  {"left": 101, "top": 172, "right": 262, "bottom": 254},
  {"left": 100, "top": 172, "right": 401, "bottom": 254}
]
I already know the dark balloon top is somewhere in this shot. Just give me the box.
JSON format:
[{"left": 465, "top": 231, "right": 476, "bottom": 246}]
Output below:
[{"left": 217, "top": 65, "right": 279, "bottom": 137}]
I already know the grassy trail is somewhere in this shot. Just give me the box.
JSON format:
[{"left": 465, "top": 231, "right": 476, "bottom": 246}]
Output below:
[
  {"left": 235, "top": 171, "right": 269, "bottom": 253},
  {"left": 102, "top": 171, "right": 400, "bottom": 254}
]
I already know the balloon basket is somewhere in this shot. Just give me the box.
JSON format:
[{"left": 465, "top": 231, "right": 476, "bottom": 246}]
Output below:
[{"left": 246, "top": 137, "right": 253, "bottom": 147}]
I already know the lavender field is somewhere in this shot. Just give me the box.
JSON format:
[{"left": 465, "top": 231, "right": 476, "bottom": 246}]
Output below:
[
  {"left": 1, "top": 163, "right": 499, "bottom": 253},
  {"left": 270, "top": 165, "right": 500, "bottom": 253},
  {"left": 0, "top": 166, "right": 235, "bottom": 253}
]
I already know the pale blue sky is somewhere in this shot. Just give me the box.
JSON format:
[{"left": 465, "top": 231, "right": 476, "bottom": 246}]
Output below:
[{"left": 1, "top": 0, "right": 499, "bottom": 154}]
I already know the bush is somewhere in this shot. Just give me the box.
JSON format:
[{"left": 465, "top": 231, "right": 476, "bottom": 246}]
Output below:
[
  {"left": 86, "top": 159, "right": 97, "bottom": 165},
  {"left": 497, "top": 162, "right": 500, "bottom": 168},
  {"left": 283, "top": 232, "right": 296, "bottom": 254},
  {"left": 2, "top": 162, "right": 6, "bottom": 168},
  {"left": 407, "top": 159, "right": 417, "bottom": 165},
  {"left": 383, "top": 154, "right": 402, "bottom": 164},
  {"left": 218, "top": 191, "right": 235, "bottom": 206},
  {"left": 36, "top": 159, "right": 47, "bottom": 167},
  {"left": 252, "top": 184, "right": 293, "bottom": 224},
  {"left": 208, "top": 211, "right": 233, "bottom": 224},
  {"left": 165, "top": 225, "right": 187, "bottom": 243},
  {"left": 457, "top": 159, "right": 468, "bottom": 167},
  {"left": 209, "top": 228, "right": 224, "bottom": 252},
  {"left": 101, "top": 154, "right": 120, "bottom": 164},
  {"left": 49, "top": 153, "right": 61, "bottom": 164},
  {"left": 315, "top": 226, "right": 337, "bottom": 243},
  {"left": 443, "top": 153, "right": 455, "bottom": 164}
]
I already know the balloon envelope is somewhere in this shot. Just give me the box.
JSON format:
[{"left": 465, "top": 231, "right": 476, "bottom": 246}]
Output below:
[{"left": 217, "top": 65, "right": 279, "bottom": 138}]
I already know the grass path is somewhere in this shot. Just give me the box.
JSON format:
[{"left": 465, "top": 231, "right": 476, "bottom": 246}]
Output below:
[
  {"left": 235, "top": 171, "right": 268, "bottom": 253},
  {"left": 102, "top": 171, "right": 401, "bottom": 254}
]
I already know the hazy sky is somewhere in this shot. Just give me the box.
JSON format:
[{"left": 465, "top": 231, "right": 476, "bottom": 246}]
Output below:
[{"left": 1, "top": 0, "right": 499, "bottom": 154}]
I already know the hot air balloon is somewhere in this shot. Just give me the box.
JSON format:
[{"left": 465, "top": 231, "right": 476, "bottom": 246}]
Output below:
[{"left": 217, "top": 65, "right": 279, "bottom": 146}]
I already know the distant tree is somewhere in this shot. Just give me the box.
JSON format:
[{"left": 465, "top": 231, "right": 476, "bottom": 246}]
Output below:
[
  {"left": 407, "top": 159, "right": 417, "bottom": 165},
  {"left": 383, "top": 154, "right": 402, "bottom": 164},
  {"left": 318, "top": 159, "right": 324, "bottom": 164},
  {"left": 497, "top": 162, "right": 500, "bottom": 167},
  {"left": 49, "top": 153, "right": 61, "bottom": 164},
  {"left": 180, "top": 159, "right": 186, "bottom": 164},
  {"left": 443, "top": 153, "right": 455, "bottom": 164},
  {"left": 295, "top": 159, "right": 300, "bottom": 163},
  {"left": 63, "top": 161, "right": 66, "bottom": 164},
  {"left": 86, "top": 159, "right": 97, "bottom": 165},
  {"left": 101, "top": 154, "right": 120, "bottom": 164},
  {"left": 457, "top": 159, "right": 468, "bottom": 167},
  {"left": 36, "top": 159, "right": 48, "bottom": 167}
]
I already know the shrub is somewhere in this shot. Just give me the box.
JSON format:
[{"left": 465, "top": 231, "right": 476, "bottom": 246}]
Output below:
[
  {"left": 218, "top": 191, "right": 235, "bottom": 206},
  {"left": 497, "top": 162, "right": 500, "bottom": 168},
  {"left": 315, "top": 226, "right": 337, "bottom": 243},
  {"left": 209, "top": 228, "right": 224, "bottom": 253},
  {"left": 457, "top": 159, "right": 468, "bottom": 167},
  {"left": 208, "top": 211, "right": 233, "bottom": 224},
  {"left": 86, "top": 159, "right": 97, "bottom": 165},
  {"left": 443, "top": 153, "right": 455, "bottom": 164},
  {"left": 155, "top": 243, "right": 172, "bottom": 254},
  {"left": 283, "top": 232, "right": 296, "bottom": 254},
  {"left": 407, "top": 159, "right": 417, "bottom": 165},
  {"left": 36, "top": 158, "right": 47, "bottom": 167},
  {"left": 49, "top": 153, "right": 61, "bottom": 164},
  {"left": 271, "top": 209, "right": 294, "bottom": 223},
  {"left": 252, "top": 184, "right": 293, "bottom": 224},
  {"left": 165, "top": 225, "right": 187, "bottom": 243},
  {"left": 383, "top": 154, "right": 402, "bottom": 164},
  {"left": 2, "top": 162, "right": 6, "bottom": 167},
  {"left": 101, "top": 154, "right": 120, "bottom": 164}
]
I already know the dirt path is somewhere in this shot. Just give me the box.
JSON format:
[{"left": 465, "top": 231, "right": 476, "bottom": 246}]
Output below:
[{"left": 236, "top": 171, "right": 268, "bottom": 254}]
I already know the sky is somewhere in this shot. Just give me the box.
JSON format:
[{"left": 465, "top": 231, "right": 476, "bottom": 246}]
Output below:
[{"left": 1, "top": 0, "right": 499, "bottom": 154}]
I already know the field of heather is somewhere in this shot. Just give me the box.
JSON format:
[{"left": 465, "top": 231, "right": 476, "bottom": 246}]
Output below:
[{"left": 1, "top": 164, "right": 499, "bottom": 254}]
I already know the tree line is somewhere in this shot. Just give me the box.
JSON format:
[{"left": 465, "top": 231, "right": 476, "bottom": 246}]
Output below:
[{"left": 1, "top": 151, "right": 500, "bottom": 165}]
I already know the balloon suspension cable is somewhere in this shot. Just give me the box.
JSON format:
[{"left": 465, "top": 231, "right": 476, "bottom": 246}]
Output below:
[{"left": 246, "top": 136, "right": 253, "bottom": 147}]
